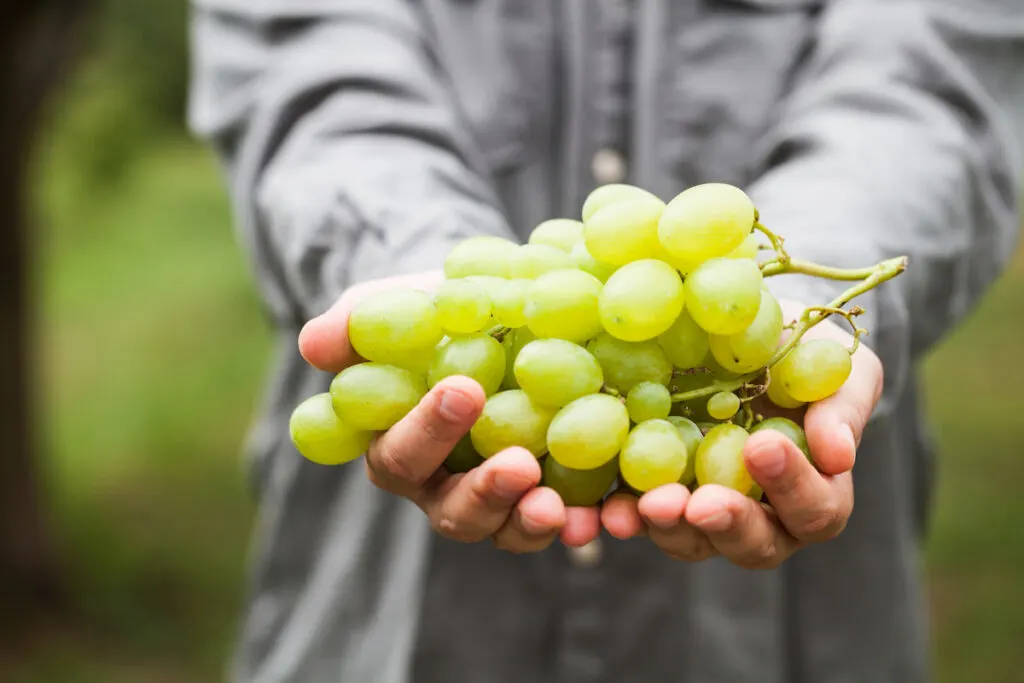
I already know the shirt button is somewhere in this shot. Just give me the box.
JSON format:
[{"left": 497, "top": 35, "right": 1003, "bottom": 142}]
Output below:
[
  {"left": 569, "top": 538, "right": 603, "bottom": 568},
  {"left": 591, "top": 148, "right": 626, "bottom": 184}
]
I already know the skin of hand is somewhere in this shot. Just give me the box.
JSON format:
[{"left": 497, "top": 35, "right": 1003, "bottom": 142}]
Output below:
[
  {"left": 297, "top": 270, "right": 602, "bottom": 554},
  {"left": 601, "top": 299, "right": 883, "bottom": 568}
]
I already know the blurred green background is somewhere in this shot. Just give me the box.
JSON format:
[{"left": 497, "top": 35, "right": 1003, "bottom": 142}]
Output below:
[{"left": 3, "top": 2, "right": 1023, "bottom": 682}]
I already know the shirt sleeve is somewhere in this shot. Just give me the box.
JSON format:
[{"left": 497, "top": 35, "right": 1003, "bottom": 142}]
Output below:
[
  {"left": 748, "top": 0, "right": 1024, "bottom": 404},
  {"left": 187, "top": 0, "right": 515, "bottom": 325}
]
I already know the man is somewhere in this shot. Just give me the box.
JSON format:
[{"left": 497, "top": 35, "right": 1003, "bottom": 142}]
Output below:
[{"left": 188, "top": 1, "right": 1024, "bottom": 681}]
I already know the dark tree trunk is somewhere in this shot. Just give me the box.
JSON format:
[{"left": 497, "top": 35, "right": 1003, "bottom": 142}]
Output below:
[{"left": 0, "top": 0, "right": 91, "bottom": 627}]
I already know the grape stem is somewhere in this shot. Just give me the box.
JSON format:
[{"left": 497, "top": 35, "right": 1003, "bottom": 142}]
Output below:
[
  {"left": 671, "top": 374, "right": 757, "bottom": 404},
  {"left": 766, "top": 256, "right": 906, "bottom": 367},
  {"left": 754, "top": 222, "right": 789, "bottom": 263},
  {"left": 488, "top": 325, "right": 513, "bottom": 342},
  {"left": 602, "top": 385, "right": 623, "bottom": 399},
  {"left": 740, "top": 402, "right": 756, "bottom": 431},
  {"left": 669, "top": 255, "right": 907, "bottom": 405}
]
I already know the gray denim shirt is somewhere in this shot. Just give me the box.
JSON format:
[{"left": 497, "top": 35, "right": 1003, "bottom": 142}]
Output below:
[{"left": 188, "top": 1, "right": 1024, "bottom": 681}]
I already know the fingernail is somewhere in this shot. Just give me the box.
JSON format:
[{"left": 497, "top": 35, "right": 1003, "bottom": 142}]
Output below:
[
  {"left": 493, "top": 472, "right": 529, "bottom": 502},
  {"left": 439, "top": 389, "right": 476, "bottom": 422},
  {"left": 748, "top": 444, "right": 787, "bottom": 479},
  {"left": 692, "top": 509, "right": 732, "bottom": 532}
]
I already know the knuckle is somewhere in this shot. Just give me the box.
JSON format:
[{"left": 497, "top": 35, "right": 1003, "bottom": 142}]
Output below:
[
  {"left": 799, "top": 500, "right": 845, "bottom": 540},
  {"left": 374, "top": 440, "right": 421, "bottom": 486},
  {"left": 420, "top": 410, "right": 462, "bottom": 448}
]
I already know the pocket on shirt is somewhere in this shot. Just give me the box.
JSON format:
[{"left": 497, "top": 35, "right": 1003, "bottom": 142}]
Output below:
[{"left": 662, "top": 0, "right": 825, "bottom": 188}]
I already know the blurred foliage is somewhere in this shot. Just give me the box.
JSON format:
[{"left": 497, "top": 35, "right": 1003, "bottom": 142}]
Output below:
[
  {"left": 53, "top": 0, "right": 189, "bottom": 190},
  {"left": 3, "top": 0, "right": 1023, "bottom": 682}
]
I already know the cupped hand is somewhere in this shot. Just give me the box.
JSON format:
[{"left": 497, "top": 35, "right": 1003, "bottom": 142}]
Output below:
[
  {"left": 603, "top": 299, "right": 883, "bottom": 569},
  {"left": 297, "top": 271, "right": 602, "bottom": 553}
]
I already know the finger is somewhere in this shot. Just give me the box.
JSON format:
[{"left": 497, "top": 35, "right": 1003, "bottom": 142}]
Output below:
[
  {"left": 424, "top": 447, "right": 542, "bottom": 542},
  {"left": 803, "top": 346, "right": 883, "bottom": 475},
  {"left": 298, "top": 270, "right": 446, "bottom": 372},
  {"left": 686, "top": 484, "right": 798, "bottom": 570},
  {"left": 492, "top": 487, "right": 566, "bottom": 553},
  {"left": 561, "top": 506, "right": 601, "bottom": 548},
  {"left": 298, "top": 295, "right": 359, "bottom": 373},
  {"left": 367, "top": 376, "right": 485, "bottom": 493},
  {"left": 638, "top": 485, "right": 717, "bottom": 562},
  {"left": 637, "top": 484, "right": 690, "bottom": 529},
  {"left": 744, "top": 430, "right": 853, "bottom": 542},
  {"left": 600, "top": 491, "right": 645, "bottom": 539}
]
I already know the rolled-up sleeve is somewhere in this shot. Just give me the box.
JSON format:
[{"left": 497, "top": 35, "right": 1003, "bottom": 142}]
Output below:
[
  {"left": 749, "top": 0, "right": 1024, "bottom": 404},
  {"left": 187, "top": 0, "right": 514, "bottom": 325}
]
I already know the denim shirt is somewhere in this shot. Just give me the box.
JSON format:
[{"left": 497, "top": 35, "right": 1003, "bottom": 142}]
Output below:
[{"left": 188, "top": 1, "right": 1024, "bottom": 681}]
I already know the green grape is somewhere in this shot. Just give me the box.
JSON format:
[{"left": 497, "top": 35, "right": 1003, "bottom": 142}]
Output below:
[
  {"left": 666, "top": 416, "right": 702, "bottom": 486},
  {"left": 290, "top": 393, "right": 373, "bottom": 465},
  {"left": 445, "top": 434, "right": 486, "bottom": 473},
  {"left": 434, "top": 278, "right": 493, "bottom": 334},
  {"left": 706, "top": 391, "right": 740, "bottom": 420},
  {"left": 695, "top": 423, "right": 753, "bottom": 495},
  {"left": 529, "top": 218, "right": 584, "bottom": 252},
  {"left": 749, "top": 484, "right": 764, "bottom": 501},
  {"left": 586, "top": 332, "right": 673, "bottom": 393},
  {"left": 583, "top": 198, "right": 666, "bottom": 266},
  {"left": 725, "top": 232, "right": 763, "bottom": 261},
  {"left": 581, "top": 183, "right": 662, "bottom": 222},
  {"left": 599, "top": 259, "right": 685, "bottom": 342},
  {"left": 766, "top": 376, "right": 805, "bottom": 409},
  {"left": 464, "top": 275, "right": 507, "bottom": 302},
  {"left": 444, "top": 235, "right": 519, "bottom": 279},
  {"left": 702, "top": 350, "right": 744, "bottom": 380},
  {"left": 501, "top": 326, "right": 537, "bottom": 390},
  {"left": 683, "top": 257, "right": 763, "bottom": 335},
  {"left": 524, "top": 269, "right": 603, "bottom": 343},
  {"left": 513, "top": 339, "right": 604, "bottom": 407},
  {"left": 330, "top": 362, "right": 427, "bottom": 431},
  {"left": 626, "top": 381, "right": 672, "bottom": 423},
  {"left": 657, "top": 309, "right": 710, "bottom": 369},
  {"left": 542, "top": 456, "right": 619, "bottom": 507},
  {"left": 470, "top": 390, "right": 555, "bottom": 458},
  {"left": 427, "top": 333, "right": 506, "bottom": 396},
  {"left": 348, "top": 290, "right": 444, "bottom": 366},
  {"left": 491, "top": 278, "right": 531, "bottom": 328},
  {"left": 619, "top": 419, "right": 689, "bottom": 493},
  {"left": 570, "top": 241, "right": 618, "bottom": 282},
  {"left": 547, "top": 394, "right": 631, "bottom": 470},
  {"left": 750, "top": 417, "right": 812, "bottom": 462},
  {"left": 510, "top": 243, "right": 574, "bottom": 279},
  {"left": 776, "top": 338, "right": 852, "bottom": 402},
  {"left": 708, "top": 289, "right": 783, "bottom": 373},
  {"left": 657, "top": 183, "right": 755, "bottom": 263}
]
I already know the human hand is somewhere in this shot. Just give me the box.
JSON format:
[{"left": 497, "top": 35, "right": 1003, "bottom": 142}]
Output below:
[
  {"left": 601, "top": 299, "right": 883, "bottom": 569},
  {"left": 298, "top": 270, "right": 601, "bottom": 553}
]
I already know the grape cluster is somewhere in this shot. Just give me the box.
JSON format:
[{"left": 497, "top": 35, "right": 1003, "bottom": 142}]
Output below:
[{"left": 289, "top": 182, "right": 906, "bottom": 507}]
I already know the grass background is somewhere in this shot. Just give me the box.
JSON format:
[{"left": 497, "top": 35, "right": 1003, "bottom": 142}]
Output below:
[{"left": 4, "top": 18, "right": 1024, "bottom": 683}]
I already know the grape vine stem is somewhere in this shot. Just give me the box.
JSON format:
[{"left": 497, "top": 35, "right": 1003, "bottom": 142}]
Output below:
[
  {"left": 766, "top": 256, "right": 906, "bottom": 367},
  {"left": 669, "top": 255, "right": 907, "bottom": 404}
]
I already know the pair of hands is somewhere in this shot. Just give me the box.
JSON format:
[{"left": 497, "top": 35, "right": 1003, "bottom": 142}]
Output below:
[{"left": 298, "top": 270, "right": 883, "bottom": 569}]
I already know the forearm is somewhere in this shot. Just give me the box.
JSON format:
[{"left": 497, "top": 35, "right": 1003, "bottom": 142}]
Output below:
[
  {"left": 188, "top": 1, "right": 513, "bottom": 323},
  {"left": 749, "top": 0, "right": 1024, "bottom": 382}
]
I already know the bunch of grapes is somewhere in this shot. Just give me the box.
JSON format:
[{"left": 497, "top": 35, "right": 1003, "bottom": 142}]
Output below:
[{"left": 289, "top": 182, "right": 906, "bottom": 506}]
